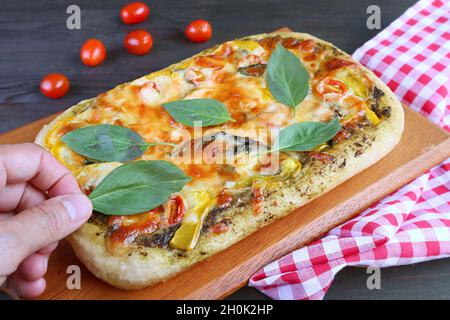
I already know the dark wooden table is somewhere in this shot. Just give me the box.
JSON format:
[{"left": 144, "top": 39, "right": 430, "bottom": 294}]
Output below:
[{"left": 2, "top": 0, "right": 448, "bottom": 300}]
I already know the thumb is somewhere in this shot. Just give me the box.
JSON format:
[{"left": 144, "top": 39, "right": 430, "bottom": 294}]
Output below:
[{"left": 6, "top": 193, "right": 92, "bottom": 264}]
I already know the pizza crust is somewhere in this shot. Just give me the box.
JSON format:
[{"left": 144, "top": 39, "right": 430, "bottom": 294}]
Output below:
[{"left": 35, "top": 32, "right": 404, "bottom": 290}]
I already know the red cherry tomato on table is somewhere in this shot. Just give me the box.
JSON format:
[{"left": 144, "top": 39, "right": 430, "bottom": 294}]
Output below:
[
  {"left": 123, "top": 30, "right": 153, "bottom": 55},
  {"left": 120, "top": 2, "right": 150, "bottom": 24},
  {"left": 40, "top": 73, "right": 70, "bottom": 99},
  {"left": 185, "top": 20, "right": 212, "bottom": 43},
  {"left": 80, "top": 39, "right": 106, "bottom": 67}
]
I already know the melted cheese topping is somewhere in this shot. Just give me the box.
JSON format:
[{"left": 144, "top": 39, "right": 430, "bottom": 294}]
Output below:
[{"left": 44, "top": 34, "right": 379, "bottom": 250}]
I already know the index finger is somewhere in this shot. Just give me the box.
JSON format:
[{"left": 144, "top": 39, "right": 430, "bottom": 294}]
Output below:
[{"left": 0, "top": 143, "right": 81, "bottom": 197}]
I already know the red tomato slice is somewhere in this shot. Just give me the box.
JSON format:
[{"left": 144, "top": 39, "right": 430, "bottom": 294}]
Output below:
[
  {"left": 167, "top": 195, "right": 185, "bottom": 226},
  {"left": 315, "top": 78, "right": 347, "bottom": 101}
]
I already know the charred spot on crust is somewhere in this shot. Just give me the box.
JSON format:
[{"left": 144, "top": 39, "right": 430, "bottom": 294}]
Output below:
[
  {"left": 377, "top": 106, "right": 391, "bottom": 118},
  {"left": 82, "top": 159, "right": 99, "bottom": 166},
  {"left": 296, "top": 152, "right": 312, "bottom": 166},
  {"left": 348, "top": 131, "right": 375, "bottom": 159},
  {"left": 331, "top": 46, "right": 345, "bottom": 57},
  {"left": 202, "top": 206, "right": 229, "bottom": 232},
  {"left": 88, "top": 211, "right": 108, "bottom": 226},
  {"left": 333, "top": 108, "right": 343, "bottom": 118},
  {"left": 371, "top": 86, "right": 391, "bottom": 119},
  {"left": 372, "top": 86, "right": 384, "bottom": 102}
]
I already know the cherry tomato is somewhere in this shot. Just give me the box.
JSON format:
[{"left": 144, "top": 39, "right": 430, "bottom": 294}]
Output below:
[
  {"left": 40, "top": 74, "right": 70, "bottom": 99},
  {"left": 315, "top": 78, "right": 347, "bottom": 101},
  {"left": 123, "top": 30, "right": 153, "bottom": 55},
  {"left": 80, "top": 39, "right": 106, "bottom": 67},
  {"left": 120, "top": 2, "right": 150, "bottom": 24},
  {"left": 185, "top": 20, "right": 212, "bottom": 43},
  {"left": 167, "top": 195, "right": 185, "bottom": 226}
]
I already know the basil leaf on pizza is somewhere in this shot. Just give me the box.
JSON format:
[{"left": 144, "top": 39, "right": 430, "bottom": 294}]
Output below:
[
  {"left": 89, "top": 160, "right": 191, "bottom": 215},
  {"left": 267, "top": 44, "right": 310, "bottom": 110},
  {"left": 271, "top": 118, "right": 341, "bottom": 152},
  {"left": 61, "top": 124, "right": 175, "bottom": 162},
  {"left": 162, "top": 98, "right": 235, "bottom": 127}
]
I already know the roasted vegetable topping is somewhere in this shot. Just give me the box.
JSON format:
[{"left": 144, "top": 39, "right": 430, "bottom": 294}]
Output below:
[
  {"left": 167, "top": 194, "right": 186, "bottom": 226},
  {"left": 210, "top": 221, "right": 230, "bottom": 234},
  {"left": 216, "top": 188, "right": 233, "bottom": 208},
  {"left": 325, "top": 58, "right": 355, "bottom": 72},
  {"left": 308, "top": 151, "right": 334, "bottom": 163},
  {"left": 236, "top": 157, "right": 302, "bottom": 188},
  {"left": 170, "top": 191, "right": 215, "bottom": 251},
  {"left": 237, "top": 63, "right": 267, "bottom": 77},
  {"left": 364, "top": 105, "right": 381, "bottom": 125},
  {"left": 315, "top": 78, "right": 347, "bottom": 102},
  {"left": 106, "top": 208, "right": 162, "bottom": 254},
  {"left": 251, "top": 181, "right": 265, "bottom": 215},
  {"left": 48, "top": 34, "right": 389, "bottom": 253},
  {"left": 171, "top": 132, "right": 262, "bottom": 163}
]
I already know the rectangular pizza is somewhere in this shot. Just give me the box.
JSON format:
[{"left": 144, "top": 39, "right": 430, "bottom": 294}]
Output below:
[{"left": 35, "top": 32, "right": 404, "bottom": 289}]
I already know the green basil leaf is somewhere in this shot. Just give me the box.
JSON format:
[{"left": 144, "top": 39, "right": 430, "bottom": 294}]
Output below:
[
  {"left": 162, "top": 98, "right": 235, "bottom": 127},
  {"left": 266, "top": 44, "right": 310, "bottom": 109},
  {"left": 272, "top": 118, "right": 341, "bottom": 152},
  {"left": 89, "top": 160, "right": 191, "bottom": 215},
  {"left": 61, "top": 124, "right": 174, "bottom": 162}
]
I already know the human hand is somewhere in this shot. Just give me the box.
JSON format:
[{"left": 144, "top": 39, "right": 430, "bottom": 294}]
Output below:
[{"left": 0, "top": 143, "right": 92, "bottom": 298}]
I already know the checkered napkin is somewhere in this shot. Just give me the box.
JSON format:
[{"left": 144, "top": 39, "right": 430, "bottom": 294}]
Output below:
[{"left": 249, "top": 0, "right": 450, "bottom": 300}]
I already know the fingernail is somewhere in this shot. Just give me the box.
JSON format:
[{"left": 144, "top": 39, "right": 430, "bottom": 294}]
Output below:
[{"left": 62, "top": 194, "right": 93, "bottom": 223}]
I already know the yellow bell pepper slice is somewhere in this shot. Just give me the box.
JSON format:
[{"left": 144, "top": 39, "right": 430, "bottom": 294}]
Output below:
[
  {"left": 50, "top": 141, "right": 82, "bottom": 173},
  {"left": 233, "top": 40, "right": 263, "bottom": 52},
  {"left": 170, "top": 191, "right": 214, "bottom": 251},
  {"left": 236, "top": 158, "right": 302, "bottom": 188},
  {"left": 334, "top": 68, "right": 369, "bottom": 99},
  {"left": 260, "top": 87, "right": 274, "bottom": 101},
  {"left": 278, "top": 157, "right": 302, "bottom": 179},
  {"left": 365, "top": 106, "right": 380, "bottom": 126},
  {"left": 313, "top": 143, "right": 329, "bottom": 152},
  {"left": 145, "top": 69, "right": 172, "bottom": 80},
  {"left": 173, "top": 59, "right": 193, "bottom": 71}
]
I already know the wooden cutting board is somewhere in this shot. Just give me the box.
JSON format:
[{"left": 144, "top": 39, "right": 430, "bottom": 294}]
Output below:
[{"left": 0, "top": 28, "right": 449, "bottom": 300}]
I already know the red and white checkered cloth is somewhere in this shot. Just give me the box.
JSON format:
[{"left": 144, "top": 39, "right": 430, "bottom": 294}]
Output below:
[{"left": 249, "top": 0, "right": 450, "bottom": 300}]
